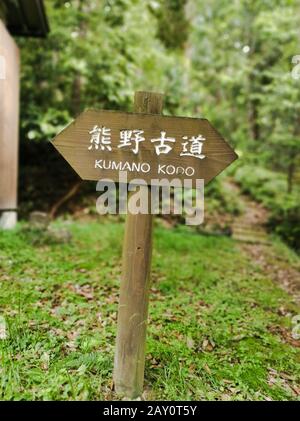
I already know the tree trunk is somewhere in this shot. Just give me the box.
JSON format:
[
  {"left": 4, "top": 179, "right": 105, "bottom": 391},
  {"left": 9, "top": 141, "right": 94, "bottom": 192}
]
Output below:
[{"left": 287, "top": 157, "right": 295, "bottom": 194}]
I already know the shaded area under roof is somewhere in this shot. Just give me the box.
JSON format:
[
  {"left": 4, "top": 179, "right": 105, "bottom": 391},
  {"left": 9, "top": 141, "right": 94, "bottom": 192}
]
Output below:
[{"left": 2, "top": 0, "right": 49, "bottom": 37}]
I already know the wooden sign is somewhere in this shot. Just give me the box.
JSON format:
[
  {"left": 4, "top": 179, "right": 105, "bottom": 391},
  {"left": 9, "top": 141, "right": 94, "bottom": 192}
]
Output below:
[
  {"left": 51, "top": 91, "right": 238, "bottom": 400},
  {"left": 52, "top": 109, "right": 237, "bottom": 186}
]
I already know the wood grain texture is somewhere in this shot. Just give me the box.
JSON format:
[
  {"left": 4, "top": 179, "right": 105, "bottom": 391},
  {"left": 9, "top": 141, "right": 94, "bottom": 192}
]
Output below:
[
  {"left": 113, "top": 92, "right": 163, "bottom": 398},
  {"left": 0, "top": 20, "right": 19, "bottom": 214},
  {"left": 52, "top": 106, "right": 238, "bottom": 187}
]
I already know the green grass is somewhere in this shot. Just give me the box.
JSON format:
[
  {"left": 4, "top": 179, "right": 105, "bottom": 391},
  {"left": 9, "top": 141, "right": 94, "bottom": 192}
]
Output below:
[{"left": 0, "top": 220, "right": 299, "bottom": 400}]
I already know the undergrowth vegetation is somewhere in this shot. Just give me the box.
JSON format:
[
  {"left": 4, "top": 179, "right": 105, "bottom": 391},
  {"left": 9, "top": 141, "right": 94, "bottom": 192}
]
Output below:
[
  {"left": 235, "top": 165, "right": 300, "bottom": 252},
  {"left": 0, "top": 221, "right": 299, "bottom": 400}
]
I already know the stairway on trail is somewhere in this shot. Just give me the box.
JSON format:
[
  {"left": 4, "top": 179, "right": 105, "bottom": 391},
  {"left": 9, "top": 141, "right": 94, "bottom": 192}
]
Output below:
[
  {"left": 232, "top": 201, "right": 270, "bottom": 245},
  {"left": 224, "top": 179, "right": 300, "bottom": 303},
  {"left": 224, "top": 180, "right": 271, "bottom": 245}
]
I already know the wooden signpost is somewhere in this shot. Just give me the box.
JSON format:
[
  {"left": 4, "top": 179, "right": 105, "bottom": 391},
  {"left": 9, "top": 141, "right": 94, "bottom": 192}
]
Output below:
[{"left": 52, "top": 91, "right": 238, "bottom": 399}]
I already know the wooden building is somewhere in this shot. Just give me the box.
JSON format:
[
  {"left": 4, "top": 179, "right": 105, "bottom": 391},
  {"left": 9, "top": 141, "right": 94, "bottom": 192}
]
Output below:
[{"left": 0, "top": 0, "right": 49, "bottom": 229}]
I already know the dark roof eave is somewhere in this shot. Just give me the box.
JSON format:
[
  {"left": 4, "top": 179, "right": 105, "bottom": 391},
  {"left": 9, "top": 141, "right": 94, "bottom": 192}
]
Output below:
[{"left": 3, "top": 0, "right": 50, "bottom": 38}]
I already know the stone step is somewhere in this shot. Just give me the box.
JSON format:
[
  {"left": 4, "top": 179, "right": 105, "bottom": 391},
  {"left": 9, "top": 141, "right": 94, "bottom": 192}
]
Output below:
[
  {"left": 233, "top": 234, "right": 271, "bottom": 245},
  {"left": 232, "top": 228, "right": 268, "bottom": 237},
  {"left": 232, "top": 222, "right": 266, "bottom": 228}
]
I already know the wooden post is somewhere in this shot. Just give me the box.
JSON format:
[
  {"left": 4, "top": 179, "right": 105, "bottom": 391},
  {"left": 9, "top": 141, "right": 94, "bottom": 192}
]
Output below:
[
  {"left": 0, "top": 20, "right": 20, "bottom": 229},
  {"left": 51, "top": 91, "right": 238, "bottom": 397},
  {"left": 113, "top": 91, "right": 164, "bottom": 398}
]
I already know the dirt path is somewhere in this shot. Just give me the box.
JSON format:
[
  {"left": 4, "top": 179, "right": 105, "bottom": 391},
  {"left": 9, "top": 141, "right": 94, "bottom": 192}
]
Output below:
[{"left": 226, "top": 180, "right": 300, "bottom": 305}]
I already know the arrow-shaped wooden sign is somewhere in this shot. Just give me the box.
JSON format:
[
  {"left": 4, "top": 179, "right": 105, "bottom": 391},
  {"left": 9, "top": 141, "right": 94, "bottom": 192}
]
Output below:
[
  {"left": 52, "top": 109, "right": 237, "bottom": 186},
  {"left": 51, "top": 92, "right": 238, "bottom": 400}
]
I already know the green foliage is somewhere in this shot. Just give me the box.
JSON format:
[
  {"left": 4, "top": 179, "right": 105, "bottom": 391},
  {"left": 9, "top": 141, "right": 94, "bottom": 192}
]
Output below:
[
  {"left": 235, "top": 165, "right": 300, "bottom": 251},
  {"left": 18, "top": 0, "right": 184, "bottom": 143},
  {"left": 150, "top": 0, "right": 190, "bottom": 50},
  {"left": 190, "top": 0, "right": 300, "bottom": 184},
  {"left": 235, "top": 166, "right": 286, "bottom": 204},
  {"left": 15, "top": 0, "right": 300, "bottom": 252},
  {"left": 268, "top": 200, "right": 300, "bottom": 252},
  {"left": 18, "top": 0, "right": 300, "bottom": 171},
  {"left": 206, "top": 178, "right": 242, "bottom": 216}
]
